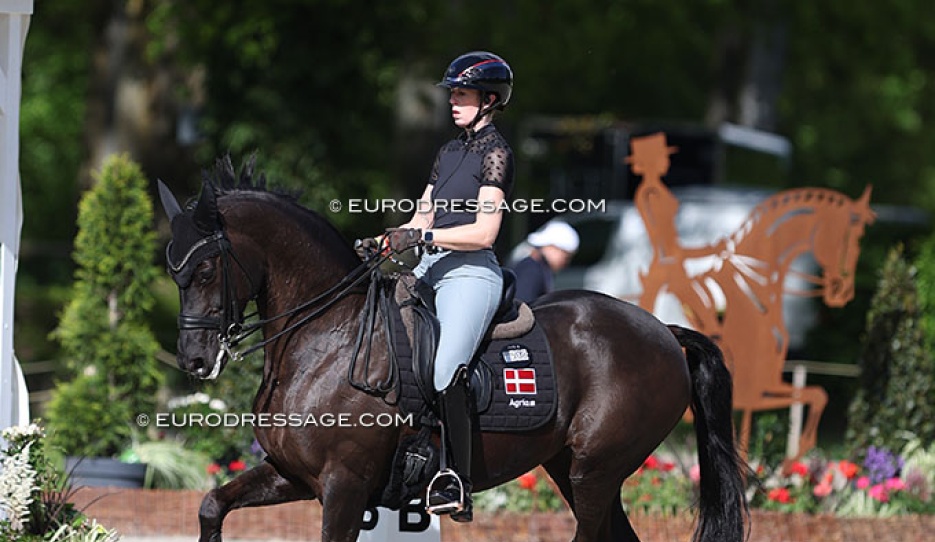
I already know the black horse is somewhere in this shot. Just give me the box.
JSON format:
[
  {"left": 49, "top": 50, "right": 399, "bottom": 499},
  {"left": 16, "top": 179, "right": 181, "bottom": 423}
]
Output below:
[{"left": 158, "top": 158, "right": 748, "bottom": 542}]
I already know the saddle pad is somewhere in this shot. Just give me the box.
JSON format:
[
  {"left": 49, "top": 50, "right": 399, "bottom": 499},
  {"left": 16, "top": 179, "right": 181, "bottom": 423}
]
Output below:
[{"left": 475, "top": 321, "right": 557, "bottom": 432}]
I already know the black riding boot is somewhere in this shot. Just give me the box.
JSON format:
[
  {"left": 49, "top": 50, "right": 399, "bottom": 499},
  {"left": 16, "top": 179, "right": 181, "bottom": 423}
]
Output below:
[{"left": 427, "top": 369, "right": 473, "bottom": 522}]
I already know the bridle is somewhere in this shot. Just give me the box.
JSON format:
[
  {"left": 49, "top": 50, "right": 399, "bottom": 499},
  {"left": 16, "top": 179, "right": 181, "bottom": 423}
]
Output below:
[
  {"left": 168, "top": 230, "right": 259, "bottom": 373},
  {"left": 168, "top": 228, "right": 387, "bottom": 372}
]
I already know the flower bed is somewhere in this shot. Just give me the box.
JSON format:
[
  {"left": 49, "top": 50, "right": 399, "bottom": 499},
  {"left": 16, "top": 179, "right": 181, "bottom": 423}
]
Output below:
[
  {"left": 67, "top": 487, "right": 934, "bottom": 542},
  {"left": 472, "top": 437, "right": 935, "bottom": 518},
  {"left": 4, "top": 420, "right": 933, "bottom": 541}
]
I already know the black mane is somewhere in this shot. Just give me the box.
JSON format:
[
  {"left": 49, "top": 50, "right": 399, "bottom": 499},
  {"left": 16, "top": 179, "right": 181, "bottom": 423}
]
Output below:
[
  {"left": 200, "top": 154, "right": 359, "bottom": 267},
  {"left": 185, "top": 153, "right": 300, "bottom": 210}
]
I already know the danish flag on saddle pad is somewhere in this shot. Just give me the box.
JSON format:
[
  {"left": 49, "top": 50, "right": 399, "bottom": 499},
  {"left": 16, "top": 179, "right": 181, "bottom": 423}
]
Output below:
[{"left": 504, "top": 368, "right": 537, "bottom": 395}]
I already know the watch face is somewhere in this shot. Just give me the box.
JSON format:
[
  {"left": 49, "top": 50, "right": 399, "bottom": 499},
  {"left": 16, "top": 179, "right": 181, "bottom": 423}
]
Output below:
[{"left": 425, "top": 231, "right": 433, "bottom": 243}]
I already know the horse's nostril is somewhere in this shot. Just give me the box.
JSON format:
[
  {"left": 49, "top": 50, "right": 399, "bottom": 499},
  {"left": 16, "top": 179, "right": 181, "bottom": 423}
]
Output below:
[{"left": 190, "top": 357, "right": 207, "bottom": 375}]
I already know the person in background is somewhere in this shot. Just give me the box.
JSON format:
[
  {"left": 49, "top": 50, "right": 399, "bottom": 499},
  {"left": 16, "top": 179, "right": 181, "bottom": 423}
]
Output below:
[{"left": 511, "top": 221, "right": 579, "bottom": 303}]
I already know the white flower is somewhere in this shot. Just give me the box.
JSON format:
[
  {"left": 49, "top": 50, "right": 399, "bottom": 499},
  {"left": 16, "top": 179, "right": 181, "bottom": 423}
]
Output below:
[
  {"left": 1, "top": 422, "right": 44, "bottom": 444},
  {"left": 208, "top": 399, "right": 227, "bottom": 411},
  {"left": 168, "top": 392, "right": 219, "bottom": 410},
  {"left": 0, "top": 442, "right": 38, "bottom": 531}
]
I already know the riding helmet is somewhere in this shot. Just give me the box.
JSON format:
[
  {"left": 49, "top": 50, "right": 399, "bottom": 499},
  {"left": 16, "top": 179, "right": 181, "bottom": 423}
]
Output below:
[{"left": 437, "top": 51, "right": 513, "bottom": 109}]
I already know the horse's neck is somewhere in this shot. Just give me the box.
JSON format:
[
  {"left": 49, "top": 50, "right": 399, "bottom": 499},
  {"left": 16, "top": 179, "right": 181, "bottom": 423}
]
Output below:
[
  {"left": 733, "top": 205, "right": 822, "bottom": 275},
  {"left": 223, "top": 196, "right": 362, "bottom": 333}
]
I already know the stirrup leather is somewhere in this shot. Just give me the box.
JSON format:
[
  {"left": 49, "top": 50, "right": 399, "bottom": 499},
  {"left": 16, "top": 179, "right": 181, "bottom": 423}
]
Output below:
[{"left": 425, "top": 468, "right": 466, "bottom": 515}]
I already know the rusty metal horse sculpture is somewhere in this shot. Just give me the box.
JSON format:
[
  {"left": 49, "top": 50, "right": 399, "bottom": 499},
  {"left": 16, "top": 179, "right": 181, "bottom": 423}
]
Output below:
[
  {"left": 630, "top": 133, "right": 875, "bottom": 461},
  {"left": 158, "top": 157, "right": 748, "bottom": 542}
]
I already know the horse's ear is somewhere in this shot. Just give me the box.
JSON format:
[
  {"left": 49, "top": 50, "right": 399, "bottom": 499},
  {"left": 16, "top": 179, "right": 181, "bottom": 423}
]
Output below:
[
  {"left": 857, "top": 185, "right": 876, "bottom": 223},
  {"left": 193, "top": 181, "right": 220, "bottom": 233},
  {"left": 157, "top": 179, "right": 183, "bottom": 222}
]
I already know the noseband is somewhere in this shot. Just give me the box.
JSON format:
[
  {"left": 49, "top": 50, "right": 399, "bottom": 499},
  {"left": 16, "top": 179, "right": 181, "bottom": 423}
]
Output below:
[{"left": 167, "top": 230, "right": 254, "bottom": 365}]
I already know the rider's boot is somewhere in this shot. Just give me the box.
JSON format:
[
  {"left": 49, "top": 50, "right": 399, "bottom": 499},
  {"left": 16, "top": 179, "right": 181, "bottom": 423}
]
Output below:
[{"left": 427, "top": 368, "right": 473, "bottom": 522}]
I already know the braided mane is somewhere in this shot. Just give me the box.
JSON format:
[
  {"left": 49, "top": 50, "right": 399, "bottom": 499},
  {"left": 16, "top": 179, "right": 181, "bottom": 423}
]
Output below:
[
  {"left": 729, "top": 188, "right": 854, "bottom": 246},
  {"left": 183, "top": 154, "right": 300, "bottom": 210}
]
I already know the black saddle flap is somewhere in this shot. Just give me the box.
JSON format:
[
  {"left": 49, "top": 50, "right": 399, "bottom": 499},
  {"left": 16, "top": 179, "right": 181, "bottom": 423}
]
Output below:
[{"left": 410, "top": 302, "right": 439, "bottom": 400}]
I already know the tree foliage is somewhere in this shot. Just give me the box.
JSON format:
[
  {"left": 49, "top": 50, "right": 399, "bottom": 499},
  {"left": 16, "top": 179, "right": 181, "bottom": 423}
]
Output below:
[
  {"left": 780, "top": 1, "right": 935, "bottom": 207},
  {"left": 847, "top": 245, "right": 935, "bottom": 454},
  {"left": 146, "top": 0, "right": 444, "bottom": 231},
  {"left": 45, "top": 155, "right": 164, "bottom": 457}
]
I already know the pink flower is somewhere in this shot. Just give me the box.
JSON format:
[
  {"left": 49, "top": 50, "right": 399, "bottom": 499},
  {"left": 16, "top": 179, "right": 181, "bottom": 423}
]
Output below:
[
  {"left": 689, "top": 464, "right": 701, "bottom": 483},
  {"left": 884, "top": 477, "right": 905, "bottom": 491},
  {"left": 813, "top": 482, "right": 832, "bottom": 498},
  {"left": 206, "top": 463, "right": 222, "bottom": 475},
  {"left": 517, "top": 471, "right": 537, "bottom": 491},
  {"left": 660, "top": 461, "right": 676, "bottom": 472},
  {"left": 856, "top": 476, "right": 871, "bottom": 490},
  {"left": 228, "top": 459, "right": 247, "bottom": 472},
  {"left": 642, "top": 455, "right": 659, "bottom": 470},
  {"left": 868, "top": 484, "right": 889, "bottom": 502}
]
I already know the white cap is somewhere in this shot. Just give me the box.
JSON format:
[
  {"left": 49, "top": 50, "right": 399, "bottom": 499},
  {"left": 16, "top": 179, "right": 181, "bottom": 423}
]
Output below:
[{"left": 527, "top": 221, "right": 580, "bottom": 253}]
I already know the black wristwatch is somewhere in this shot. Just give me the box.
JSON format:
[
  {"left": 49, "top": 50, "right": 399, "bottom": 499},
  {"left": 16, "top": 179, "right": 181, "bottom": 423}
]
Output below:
[{"left": 423, "top": 230, "right": 434, "bottom": 246}]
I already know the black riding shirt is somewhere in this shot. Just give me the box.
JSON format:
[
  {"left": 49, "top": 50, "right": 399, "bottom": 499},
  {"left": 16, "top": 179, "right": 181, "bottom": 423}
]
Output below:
[{"left": 428, "top": 123, "right": 514, "bottom": 230}]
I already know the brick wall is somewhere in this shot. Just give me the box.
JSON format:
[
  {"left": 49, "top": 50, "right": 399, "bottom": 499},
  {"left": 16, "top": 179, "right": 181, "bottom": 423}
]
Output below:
[{"left": 71, "top": 488, "right": 933, "bottom": 541}]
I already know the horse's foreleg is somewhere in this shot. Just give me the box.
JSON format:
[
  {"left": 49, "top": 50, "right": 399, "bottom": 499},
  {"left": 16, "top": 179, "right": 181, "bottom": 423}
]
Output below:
[{"left": 199, "top": 460, "right": 314, "bottom": 542}]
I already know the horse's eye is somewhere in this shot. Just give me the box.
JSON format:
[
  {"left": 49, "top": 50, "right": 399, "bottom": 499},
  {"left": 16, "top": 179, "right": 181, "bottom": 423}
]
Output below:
[{"left": 196, "top": 261, "right": 216, "bottom": 284}]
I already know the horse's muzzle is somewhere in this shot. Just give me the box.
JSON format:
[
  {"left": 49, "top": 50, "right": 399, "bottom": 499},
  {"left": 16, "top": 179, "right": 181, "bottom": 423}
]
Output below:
[
  {"left": 177, "top": 333, "right": 223, "bottom": 379},
  {"left": 823, "top": 276, "right": 853, "bottom": 308}
]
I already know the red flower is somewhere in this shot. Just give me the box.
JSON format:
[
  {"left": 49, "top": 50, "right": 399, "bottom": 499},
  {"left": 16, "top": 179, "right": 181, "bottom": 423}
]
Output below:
[
  {"left": 206, "top": 463, "right": 222, "bottom": 475},
  {"left": 517, "top": 471, "right": 537, "bottom": 491},
  {"left": 660, "top": 461, "right": 676, "bottom": 472},
  {"left": 767, "top": 487, "right": 794, "bottom": 504},
  {"left": 228, "top": 459, "right": 247, "bottom": 472},
  {"left": 838, "top": 460, "right": 859, "bottom": 479},
  {"left": 642, "top": 455, "right": 659, "bottom": 470},
  {"left": 789, "top": 461, "right": 809, "bottom": 477}
]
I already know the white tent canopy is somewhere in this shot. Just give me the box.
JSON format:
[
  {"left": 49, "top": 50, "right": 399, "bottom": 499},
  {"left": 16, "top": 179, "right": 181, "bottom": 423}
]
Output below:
[{"left": 0, "top": 0, "right": 33, "bottom": 436}]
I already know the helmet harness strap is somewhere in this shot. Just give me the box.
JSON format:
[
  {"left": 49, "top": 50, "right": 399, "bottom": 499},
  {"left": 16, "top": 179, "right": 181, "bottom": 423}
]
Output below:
[{"left": 465, "top": 91, "right": 497, "bottom": 133}]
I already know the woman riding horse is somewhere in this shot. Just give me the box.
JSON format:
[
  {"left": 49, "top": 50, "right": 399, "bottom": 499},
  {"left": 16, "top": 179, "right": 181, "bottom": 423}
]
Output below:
[{"left": 377, "top": 51, "right": 515, "bottom": 521}]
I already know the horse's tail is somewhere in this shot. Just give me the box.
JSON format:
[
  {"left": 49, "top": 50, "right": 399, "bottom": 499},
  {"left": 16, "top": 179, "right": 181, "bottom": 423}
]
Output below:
[{"left": 669, "top": 324, "right": 749, "bottom": 542}]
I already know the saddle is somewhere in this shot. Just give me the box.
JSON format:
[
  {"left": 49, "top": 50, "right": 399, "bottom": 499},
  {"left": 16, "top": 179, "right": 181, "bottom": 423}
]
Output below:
[{"left": 370, "top": 268, "right": 557, "bottom": 509}]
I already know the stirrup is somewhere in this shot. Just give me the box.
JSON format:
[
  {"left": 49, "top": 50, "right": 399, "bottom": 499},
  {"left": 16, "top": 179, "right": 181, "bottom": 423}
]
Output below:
[{"left": 425, "top": 468, "right": 465, "bottom": 515}]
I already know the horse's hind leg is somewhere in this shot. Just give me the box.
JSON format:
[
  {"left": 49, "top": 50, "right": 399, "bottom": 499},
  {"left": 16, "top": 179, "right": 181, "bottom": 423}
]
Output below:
[
  {"left": 542, "top": 449, "right": 576, "bottom": 512},
  {"left": 797, "top": 387, "right": 828, "bottom": 459},
  {"left": 567, "top": 460, "right": 640, "bottom": 542},
  {"left": 199, "top": 460, "right": 312, "bottom": 542}
]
